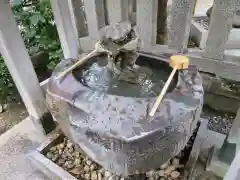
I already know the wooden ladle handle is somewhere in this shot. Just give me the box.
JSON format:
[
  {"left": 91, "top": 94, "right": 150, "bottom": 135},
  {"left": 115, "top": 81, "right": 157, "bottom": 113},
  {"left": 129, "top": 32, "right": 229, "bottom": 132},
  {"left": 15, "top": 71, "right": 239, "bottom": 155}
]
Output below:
[
  {"left": 56, "top": 49, "right": 98, "bottom": 80},
  {"left": 149, "top": 67, "right": 177, "bottom": 117}
]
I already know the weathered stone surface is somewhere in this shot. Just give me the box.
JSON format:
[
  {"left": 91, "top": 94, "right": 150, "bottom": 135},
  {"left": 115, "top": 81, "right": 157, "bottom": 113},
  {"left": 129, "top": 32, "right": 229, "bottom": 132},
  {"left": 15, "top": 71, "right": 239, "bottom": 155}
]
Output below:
[
  {"left": 201, "top": 73, "right": 240, "bottom": 114},
  {"left": 0, "top": 118, "right": 49, "bottom": 180}
]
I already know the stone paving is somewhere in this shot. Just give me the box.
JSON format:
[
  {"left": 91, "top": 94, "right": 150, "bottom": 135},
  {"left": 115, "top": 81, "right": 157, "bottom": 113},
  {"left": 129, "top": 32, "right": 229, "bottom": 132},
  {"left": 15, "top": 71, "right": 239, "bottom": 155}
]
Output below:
[{"left": 0, "top": 117, "right": 50, "bottom": 180}]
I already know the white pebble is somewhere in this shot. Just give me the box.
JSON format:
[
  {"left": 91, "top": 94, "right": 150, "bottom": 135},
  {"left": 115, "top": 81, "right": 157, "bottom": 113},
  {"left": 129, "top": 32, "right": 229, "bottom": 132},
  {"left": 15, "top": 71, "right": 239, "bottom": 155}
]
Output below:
[
  {"left": 50, "top": 146, "right": 57, "bottom": 151},
  {"left": 68, "top": 147, "right": 74, "bottom": 153},
  {"left": 66, "top": 163, "right": 74, "bottom": 169},
  {"left": 108, "top": 175, "right": 120, "bottom": 180},
  {"left": 135, "top": 170, "right": 140, "bottom": 174},
  {"left": 90, "top": 164, "right": 96, "bottom": 171},
  {"left": 84, "top": 173, "right": 90, "bottom": 179},
  {"left": 98, "top": 172, "right": 103, "bottom": 180},
  {"left": 84, "top": 165, "right": 90, "bottom": 173},
  {"left": 91, "top": 171, "right": 98, "bottom": 180},
  {"left": 146, "top": 170, "right": 155, "bottom": 177},
  {"left": 56, "top": 144, "right": 62, "bottom": 150},
  {"left": 74, "top": 158, "right": 81, "bottom": 166},
  {"left": 67, "top": 142, "right": 73, "bottom": 148},
  {"left": 164, "top": 165, "right": 176, "bottom": 175},
  {"left": 57, "top": 158, "right": 65, "bottom": 166},
  {"left": 104, "top": 170, "right": 112, "bottom": 178},
  {"left": 98, "top": 168, "right": 105, "bottom": 174},
  {"left": 171, "top": 171, "right": 180, "bottom": 179},
  {"left": 59, "top": 143, "right": 65, "bottom": 149},
  {"left": 51, "top": 155, "right": 58, "bottom": 162},
  {"left": 158, "top": 170, "right": 165, "bottom": 177},
  {"left": 58, "top": 149, "right": 63, "bottom": 155},
  {"left": 46, "top": 152, "right": 53, "bottom": 159},
  {"left": 160, "top": 161, "right": 169, "bottom": 169},
  {"left": 172, "top": 158, "right": 180, "bottom": 166},
  {"left": 177, "top": 164, "right": 184, "bottom": 169},
  {"left": 86, "top": 160, "right": 92, "bottom": 166},
  {"left": 63, "top": 161, "right": 69, "bottom": 168},
  {"left": 74, "top": 152, "right": 80, "bottom": 158},
  {"left": 69, "top": 167, "right": 82, "bottom": 175}
]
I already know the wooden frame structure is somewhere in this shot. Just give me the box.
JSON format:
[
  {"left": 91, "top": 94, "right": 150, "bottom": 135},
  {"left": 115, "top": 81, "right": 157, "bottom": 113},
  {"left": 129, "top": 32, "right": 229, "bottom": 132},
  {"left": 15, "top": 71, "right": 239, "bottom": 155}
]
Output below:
[{"left": 0, "top": 0, "right": 239, "bottom": 179}]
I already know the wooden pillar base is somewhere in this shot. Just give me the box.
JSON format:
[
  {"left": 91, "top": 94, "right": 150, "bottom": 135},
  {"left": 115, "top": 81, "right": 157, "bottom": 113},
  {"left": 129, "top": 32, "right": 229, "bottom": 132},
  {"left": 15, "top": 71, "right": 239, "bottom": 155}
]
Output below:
[
  {"left": 40, "top": 112, "right": 57, "bottom": 134},
  {"left": 206, "top": 146, "right": 232, "bottom": 178},
  {"left": 219, "top": 137, "right": 236, "bottom": 164}
]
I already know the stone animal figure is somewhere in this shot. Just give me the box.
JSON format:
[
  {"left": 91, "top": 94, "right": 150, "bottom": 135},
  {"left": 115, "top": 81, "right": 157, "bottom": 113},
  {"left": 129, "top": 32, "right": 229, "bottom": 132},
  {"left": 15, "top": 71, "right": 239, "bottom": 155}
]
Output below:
[{"left": 99, "top": 21, "right": 142, "bottom": 75}]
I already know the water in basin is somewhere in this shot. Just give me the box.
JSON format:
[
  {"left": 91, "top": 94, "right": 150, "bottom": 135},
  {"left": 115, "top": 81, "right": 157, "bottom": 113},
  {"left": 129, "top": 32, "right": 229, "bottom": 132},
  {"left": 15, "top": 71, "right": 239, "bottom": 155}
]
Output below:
[{"left": 73, "top": 55, "right": 177, "bottom": 98}]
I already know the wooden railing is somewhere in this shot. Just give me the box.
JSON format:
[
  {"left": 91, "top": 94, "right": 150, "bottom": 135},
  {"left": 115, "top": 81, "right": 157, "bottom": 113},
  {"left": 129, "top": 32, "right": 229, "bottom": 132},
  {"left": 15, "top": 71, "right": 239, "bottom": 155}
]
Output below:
[{"left": 67, "top": 0, "right": 240, "bottom": 81}]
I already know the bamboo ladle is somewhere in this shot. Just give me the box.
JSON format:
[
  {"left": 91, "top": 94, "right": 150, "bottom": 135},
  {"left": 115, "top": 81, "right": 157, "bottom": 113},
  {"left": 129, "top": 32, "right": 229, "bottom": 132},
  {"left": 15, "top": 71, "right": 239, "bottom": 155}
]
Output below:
[
  {"left": 149, "top": 55, "right": 189, "bottom": 117},
  {"left": 56, "top": 41, "right": 109, "bottom": 79}
]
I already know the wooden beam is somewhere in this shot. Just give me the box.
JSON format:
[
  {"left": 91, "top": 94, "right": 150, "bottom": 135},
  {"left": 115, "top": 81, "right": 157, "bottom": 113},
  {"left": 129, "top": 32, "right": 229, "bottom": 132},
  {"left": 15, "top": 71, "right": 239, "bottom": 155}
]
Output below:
[
  {"left": 139, "top": 44, "right": 240, "bottom": 81},
  {"left": 168, "top": 0, "right": 195, "bottom": 52},
  {"left": 136, "top": 0, "right": 158, "bottom": 46},
  {"left": 83, "top": 0, "right": 105, "bottom": 40},
  {"left": 227, "top": 108, "right": 240, "bottom": 145},
  {"left": 106, "top": 0, "right": 129, "bottom": 25},
  {"left": 0, "top": 1, "right": 55, "bottom": 134},
  {"left": 50, "top": 0, "right": 79, "bottom": 59},
  {"left": 203, "top": 0, "right": 234, "bottom": 60},
  {"left": 78, "top": 36, "right": 240, "bottom": 81},
  {"left": 224, "top": 153, "right": 240, "bottom": 180},
  {"left": 224, "top": 110, "right": 240, "bottom": 180},
  {"left": 68, "top": 0, "right": 88, "bottom": 38}
]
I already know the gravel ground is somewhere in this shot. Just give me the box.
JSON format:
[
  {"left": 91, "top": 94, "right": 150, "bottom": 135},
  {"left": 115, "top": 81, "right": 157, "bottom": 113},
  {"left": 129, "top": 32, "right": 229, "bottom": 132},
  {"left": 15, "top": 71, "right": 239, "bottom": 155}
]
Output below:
[
  {"left": 43, "top": 123, "right": 201, "bottom": 180},
  {"left": 44, "top": 137, "right": 190, "bottom": 180},
  {"left": 0, "top": 102, "right": 28, "bottom": 135},
  {"left": 201, "top": 106, "right": 235, "bottom": 135}
]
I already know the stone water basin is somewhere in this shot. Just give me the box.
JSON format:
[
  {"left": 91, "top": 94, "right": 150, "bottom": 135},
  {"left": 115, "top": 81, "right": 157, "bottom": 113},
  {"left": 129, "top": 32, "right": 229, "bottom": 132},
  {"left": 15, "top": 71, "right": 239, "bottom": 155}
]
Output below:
[{"left": 46, "top": 53, "right": 204, "bottom": 176}]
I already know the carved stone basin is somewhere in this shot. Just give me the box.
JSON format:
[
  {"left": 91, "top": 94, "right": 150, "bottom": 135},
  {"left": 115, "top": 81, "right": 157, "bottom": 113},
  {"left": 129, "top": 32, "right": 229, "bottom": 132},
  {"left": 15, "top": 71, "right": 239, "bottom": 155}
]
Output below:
[{"left": 46, "top": 53, "right": 203, "bottom": 176}]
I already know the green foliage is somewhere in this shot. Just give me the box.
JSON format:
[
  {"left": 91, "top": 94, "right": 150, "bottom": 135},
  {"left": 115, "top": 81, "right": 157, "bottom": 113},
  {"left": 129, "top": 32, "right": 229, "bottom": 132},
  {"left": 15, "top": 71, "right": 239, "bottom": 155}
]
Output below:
[
  {"left": 0, "top": 57, "right": 14, "bottom": 104},
  {"left": 12, "top": 0, "right": 62, "bottom": 65},
  {"left": 0, "top": 0, "right": 62, "bottom": 103}
]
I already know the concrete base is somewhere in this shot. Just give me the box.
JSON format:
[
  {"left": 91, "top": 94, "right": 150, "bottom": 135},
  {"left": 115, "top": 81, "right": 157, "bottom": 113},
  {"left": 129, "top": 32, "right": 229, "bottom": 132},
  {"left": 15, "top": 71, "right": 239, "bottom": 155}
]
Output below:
[
  {"left": 206, "top": 146, "right": 230, "bottom": 178},
  {"left": 28, "top": 132, "right": 77, "bottom": 180},
  {"left": 27, "top": 119, "right": 231, "bottom": 180},
  {"left": 0, "top": 117, "right": 49, "bottom": 180},
  {"left": 29, "top": 119, "right": 212, "bottom": 180}
]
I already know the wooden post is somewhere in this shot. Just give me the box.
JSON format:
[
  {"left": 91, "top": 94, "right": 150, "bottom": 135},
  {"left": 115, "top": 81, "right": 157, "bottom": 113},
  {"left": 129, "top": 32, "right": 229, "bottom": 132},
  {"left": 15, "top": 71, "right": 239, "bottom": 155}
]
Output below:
[
  {"left": 83, "top": 0, "right": 105, "bottom": 40},
  {"left": 227, "top": 108, "right": 240, "bottom": 145},
  {"left": 50, "top": 0, "right": 79, "bottom": 59},
  {"left": 106, "top": 0, "right": 129, "bottom": 25},
  {"left": 0, "top": 1, "right": 55, "bottom": 134},
  {"left": 223, "top": 110, "right": 240, "bottom": 180},
  {"left": 224, "top": 152, "right": 240, "bottom": 180},
  {"left": 168, "top": 0, "right": 195, "bottom": 52},
  {"left": 68, "top": 0, "right": 88, "bottom": 38},
  {"left": 129, "top": 0, "right": 137, "bottom": 24},
  {"left": 203, "top": 0, "right": 234, "bottom": 60},
  {"left": 157, "top": 0, "right": 168, "bottom": 44},
  {"left": 136, "top": 0, "right": 158, "bottom": 46}
]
